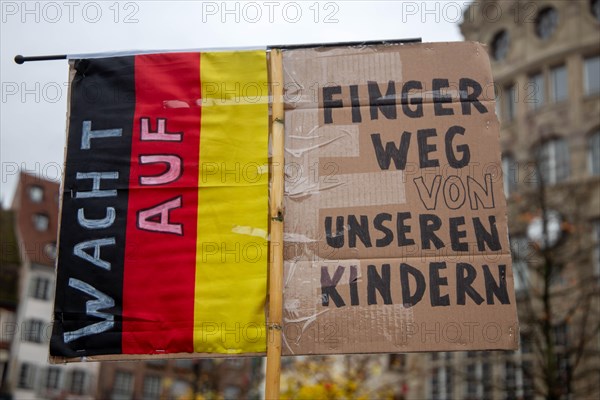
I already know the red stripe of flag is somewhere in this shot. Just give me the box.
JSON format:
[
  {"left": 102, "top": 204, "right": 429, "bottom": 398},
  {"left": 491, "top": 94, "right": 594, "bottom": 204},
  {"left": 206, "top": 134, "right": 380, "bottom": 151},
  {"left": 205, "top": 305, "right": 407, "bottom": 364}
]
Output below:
[{"left": 122, "top": 53, "right": 200, "bottom": 354}]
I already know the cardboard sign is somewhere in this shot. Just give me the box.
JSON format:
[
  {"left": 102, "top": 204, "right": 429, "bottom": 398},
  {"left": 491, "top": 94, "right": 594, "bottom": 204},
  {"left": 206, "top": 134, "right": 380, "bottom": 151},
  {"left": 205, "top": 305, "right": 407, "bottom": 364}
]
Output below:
[{"left": 281, "top": 42, "right": 518, "bottom": 354}]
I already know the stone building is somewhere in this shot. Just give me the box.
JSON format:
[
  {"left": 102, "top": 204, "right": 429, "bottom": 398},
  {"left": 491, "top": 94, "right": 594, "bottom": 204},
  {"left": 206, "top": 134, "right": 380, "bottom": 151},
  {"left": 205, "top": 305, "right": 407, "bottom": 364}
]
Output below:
[{"left": 418, "top": 1, "right": 600, "bottom": 399}]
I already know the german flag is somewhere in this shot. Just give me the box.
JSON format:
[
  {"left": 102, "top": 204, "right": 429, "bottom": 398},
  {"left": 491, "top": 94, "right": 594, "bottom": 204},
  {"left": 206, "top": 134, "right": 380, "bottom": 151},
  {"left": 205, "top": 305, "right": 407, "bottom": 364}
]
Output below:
[{"left": 51, "top": 51, "right": 269, "bottom": 358}]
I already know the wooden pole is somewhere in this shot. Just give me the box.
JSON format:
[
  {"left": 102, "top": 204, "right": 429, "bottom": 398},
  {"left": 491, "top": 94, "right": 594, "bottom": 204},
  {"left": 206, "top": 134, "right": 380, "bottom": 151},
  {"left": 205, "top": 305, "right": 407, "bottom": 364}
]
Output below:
[{"left": 266, "top": 48, "right": 284, "bottom": 400}]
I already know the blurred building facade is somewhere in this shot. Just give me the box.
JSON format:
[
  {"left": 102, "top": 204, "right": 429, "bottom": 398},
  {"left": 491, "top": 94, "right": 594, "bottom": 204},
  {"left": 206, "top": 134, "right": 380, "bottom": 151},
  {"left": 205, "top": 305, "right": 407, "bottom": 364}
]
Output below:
[
  {"left": 5, "top": 172, "right": 100, "bottom": 399},
  {"left": 0, "top": 209, "right": 20, "bottom": 399},
  {"left": 415, "top": 1, "right": 600, "bottom": 399}
]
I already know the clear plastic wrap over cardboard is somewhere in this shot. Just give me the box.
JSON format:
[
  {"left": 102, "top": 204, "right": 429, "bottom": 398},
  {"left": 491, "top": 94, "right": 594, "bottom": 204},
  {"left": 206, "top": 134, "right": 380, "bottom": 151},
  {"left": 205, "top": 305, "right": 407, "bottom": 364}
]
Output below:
[{"left": 280, "top": 42, "right": 518, "bottom": 355}]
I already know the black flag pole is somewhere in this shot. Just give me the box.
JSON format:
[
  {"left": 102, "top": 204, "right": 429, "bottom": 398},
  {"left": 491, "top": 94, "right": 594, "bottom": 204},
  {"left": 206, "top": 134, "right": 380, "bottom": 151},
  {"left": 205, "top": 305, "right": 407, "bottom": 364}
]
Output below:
[
  {"left": 14, "top": 54, "right": 67, "bottom": 64},
  {"left": 14, "top": 38, "right": 422, "bottom": 64}
]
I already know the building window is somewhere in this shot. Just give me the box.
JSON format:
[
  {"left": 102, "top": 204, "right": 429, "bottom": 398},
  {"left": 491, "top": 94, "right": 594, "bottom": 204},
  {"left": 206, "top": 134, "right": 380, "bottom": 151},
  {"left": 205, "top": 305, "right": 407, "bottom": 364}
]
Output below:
[
  {"left": 226, "top": 358, "right": 244, "bottom": 368},
  {"left": 28, "top": 185, "right": 44, "bottom": 203},
  {"left": 592, "top": 0, "right": 600, "bottom": 22},
  {"left": 522, "top": 360, "right": 535, "bottom": 400},
  {"left": 584, "top": 55, "right": 600, "bottom": 95},
  {"left": 223, "top": 386, "right": 241, "bottom": 399},
  {"left": 70, "top": 369, "right": 86, "bottom": 395},
  {"left": 510, "top": 237, "right": 530, "bottom": 292},
  {"left": 466, "top": 363, "right": 477, "bottom": 400},
  {"left": 494, "top": 84, "right": 501, "bottom": 120},
  {"left": 554, "top": 323, "right": 568, "bottom": 347},
  {"left": 113, "top": 370, "right": 134, "bottom": 400},
  {"left": 32, "top": 213, "right": 49, "bottom": 231},
  {"left": 551, "top": 65, "right": 568, "bottom": 102},
  {"left": 45, "top": 367, "right": 62, "bottom": 390},
  {"left": 430, "top": 367, "right": 440, "bottom": 399},
  {"left": 430, "top": 366, "right": 453, "bottom": 400},
  {"left": 536, "top": 7, "right": 559, "bottom": 39},
  {"left": 528, "top": 72, "right": 545, "bottom": 109},
  {"left": 590, "top": 131, "right": 600, "bottom": 175},
  {"left": 143, "top": 375, "right": 161, "bottom": 400},
  {"left": 491, "top": 30, "right": 510, "bottom": 61},
  {"left": 504, "top": 84, "right": 517, "bottom": 121},
  {"left": 554, "top": 330, "right": 571, "bottom": 397},
  {"left": 482, "top": 356, "right": 492, "bottom": 399},
  {"left": 519, "top": 334, "right": 535, "bottom": 400},
  {"left": 17, "top": 363, "right": 36, "bottom": 389},
  {"left": 445, "top": 366, "right": 453, "bottom": 399},
  {"left": 23, "top": 319, "right": 45, "bottom": 343},
  {"left": 521, "top": 333, "right": 532, "bottom": 355},
  {"left": 556, "top": 353, "right": 571, "bottom": 395},
  {"left": 593, "top": 220, "right": 600, "bottom": 278},
  {"left": 537, "top": 138, "right": 570, "bottom": 185},
  {"left": 30, "top": 275, "right": 51, "bottom": 300},
  {"left": 504, "top": 361, "right": 517, "bottom": 400},
  {"left": 174, "top": 359, "right": 194, "bottom": 370},
  {"left": 502, "top": 154, "right": 518, "bottom": 196},
  {"left": 147, "top": 359, "right": 167, "bottom": 368},
  {"left": 463, "top": 352, "right": 492, "bottom": 400}
]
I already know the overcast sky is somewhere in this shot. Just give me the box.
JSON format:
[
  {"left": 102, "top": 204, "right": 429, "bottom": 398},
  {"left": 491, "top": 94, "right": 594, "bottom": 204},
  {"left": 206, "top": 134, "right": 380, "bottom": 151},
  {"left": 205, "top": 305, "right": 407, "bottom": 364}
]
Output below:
[{"left": 1, "top": 0, "right": 471, "bottom": 207}]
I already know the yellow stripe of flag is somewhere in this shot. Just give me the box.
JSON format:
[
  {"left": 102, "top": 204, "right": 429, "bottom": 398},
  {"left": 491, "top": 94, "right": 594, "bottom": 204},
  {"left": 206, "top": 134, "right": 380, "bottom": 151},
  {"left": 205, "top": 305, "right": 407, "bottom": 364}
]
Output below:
[{"left": 194, "top": 51, "right": 269, "bottom": 353}]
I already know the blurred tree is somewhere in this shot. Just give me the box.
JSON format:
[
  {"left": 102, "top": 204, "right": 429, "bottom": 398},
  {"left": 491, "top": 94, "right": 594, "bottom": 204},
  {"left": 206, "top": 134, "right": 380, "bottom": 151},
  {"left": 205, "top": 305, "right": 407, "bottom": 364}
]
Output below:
[{"left": 507, "top": 149, "right": 600, "bottom": 400}]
